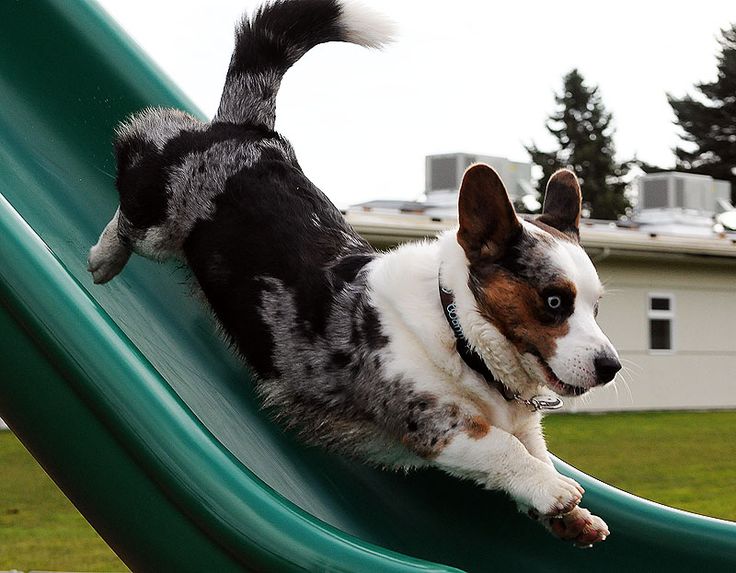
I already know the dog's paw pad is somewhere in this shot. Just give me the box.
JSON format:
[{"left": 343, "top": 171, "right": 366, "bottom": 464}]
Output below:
[{"left": 547, "top": 506, "right": 610, "bottom": 547}]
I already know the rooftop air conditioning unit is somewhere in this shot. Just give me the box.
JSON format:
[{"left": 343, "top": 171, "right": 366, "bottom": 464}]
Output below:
[
  {"left": 425, "top": 153, "right": 533, "bottom": 202},
  {"left": 426, "top": 153, "right": 479, "bottom": 194},
  {"left": 638, "top": 173, "right": 732, "bottom": 214}
]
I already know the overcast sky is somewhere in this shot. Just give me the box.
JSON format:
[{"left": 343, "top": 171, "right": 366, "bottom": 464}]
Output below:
[{"left": 98, "top": 0, "right": 734, "bottom": 207}]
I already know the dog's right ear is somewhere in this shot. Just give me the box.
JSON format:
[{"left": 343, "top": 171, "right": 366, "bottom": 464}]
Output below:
[{"left": 457, "top": 164, "right": 522, "bottom": 263}]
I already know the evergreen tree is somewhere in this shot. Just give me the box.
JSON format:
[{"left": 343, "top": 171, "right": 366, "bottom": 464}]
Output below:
[
  {"left": 668, "top": 24, "right": 736, "bottom": 203},
  {"left": 526, "top": 69, "right": 630, "bottom": 220}
]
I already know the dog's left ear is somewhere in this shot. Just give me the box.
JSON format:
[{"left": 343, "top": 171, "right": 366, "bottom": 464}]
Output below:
[{"left": 538, "top": 169, "right": 582, "bottom": 241}]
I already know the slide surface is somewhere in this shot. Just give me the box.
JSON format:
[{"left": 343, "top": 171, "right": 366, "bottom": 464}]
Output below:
[{"left": 1, "top": 1, "right": 735, "bottom": 571}]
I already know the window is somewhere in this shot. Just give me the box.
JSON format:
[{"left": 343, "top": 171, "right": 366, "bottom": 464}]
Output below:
[{"left": 648, "top": 294, "right": 674, "bottom": 352}]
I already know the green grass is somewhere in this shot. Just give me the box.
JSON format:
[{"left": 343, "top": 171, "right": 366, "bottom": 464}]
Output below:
[
  {"left": 1, "top": 411, "right": 734, "bottom": 570},
  {"left": 0, "top": 431, "right": 128, "bottom": 572},
  {"left": 545, "top": 410, "right": 736, "bottom": 521}
]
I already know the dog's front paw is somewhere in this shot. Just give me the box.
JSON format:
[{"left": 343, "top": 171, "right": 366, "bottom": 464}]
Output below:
[
  {"left": 527, "top": 472, "right": 584, "bottom": 517},
  {"left": 546, "top": 506, "right": 609, "bottom": 548},
  {"left": 87, "top": 241, "right": 131, "bottom": 284}
]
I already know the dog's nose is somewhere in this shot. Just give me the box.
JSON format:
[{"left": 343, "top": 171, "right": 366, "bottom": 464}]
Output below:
[{"left": 594, "top": 354, "right": 621, "bottom": 385}]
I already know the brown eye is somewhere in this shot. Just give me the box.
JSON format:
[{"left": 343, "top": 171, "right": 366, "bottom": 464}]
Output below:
[{"left": 546, "top": 295, "right": 562, "bottom": 310}]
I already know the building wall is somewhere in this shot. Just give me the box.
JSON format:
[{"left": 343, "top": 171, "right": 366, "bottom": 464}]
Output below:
[{"left": 564, "top": 256, "right": 736, "bottom": 412}]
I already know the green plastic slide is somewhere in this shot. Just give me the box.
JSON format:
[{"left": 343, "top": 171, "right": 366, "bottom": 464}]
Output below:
[{"left": 0, "top": 1, "right": 734, "bottom": 571}]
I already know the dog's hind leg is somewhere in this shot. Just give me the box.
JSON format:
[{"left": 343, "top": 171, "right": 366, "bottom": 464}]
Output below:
[{"left": 87, "top": 207, "right": 132, "bottom": 284}]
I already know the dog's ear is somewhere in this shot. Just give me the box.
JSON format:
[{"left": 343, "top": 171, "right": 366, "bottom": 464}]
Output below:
[
  {"left": 457, "top": 164, "right": 522, "bottom": 263},
  {"left": 538, "top": 169, "right": 582, "bottom": 241}
]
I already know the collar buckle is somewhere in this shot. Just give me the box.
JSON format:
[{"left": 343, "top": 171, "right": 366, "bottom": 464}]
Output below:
[{"left": 523, "top": 395, "right": 564, "bottom": 412}]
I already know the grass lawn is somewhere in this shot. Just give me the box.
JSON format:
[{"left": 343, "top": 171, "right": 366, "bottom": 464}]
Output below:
[
  {"left": 545, "top": 410, "right": 736, "bottom": 521},
  {"left": 0, "top": 411, "right": 734, "bottom": 570},
  {"left": 0, "top": 431, "right": 128, "bottom": 572}
]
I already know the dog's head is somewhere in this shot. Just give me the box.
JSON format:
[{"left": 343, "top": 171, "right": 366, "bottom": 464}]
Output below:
[{"left": 456, "top": 164, "right": 620, "bottom": 396}]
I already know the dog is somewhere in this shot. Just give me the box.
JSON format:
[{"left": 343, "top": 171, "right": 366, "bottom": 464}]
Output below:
[{"left": 88, "top": 0, "right": 620, "bottom": 548}]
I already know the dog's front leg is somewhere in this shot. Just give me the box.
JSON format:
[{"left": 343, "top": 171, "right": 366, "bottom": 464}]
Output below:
[
  {"left": 434, "top": 426, "right": 583, "bottom": 517},
  {"left": 515, "top": 420, "right": 610, "bottom": 547},
  {"left": 515, "top": 418, "right": 554, "bottom": 467}
]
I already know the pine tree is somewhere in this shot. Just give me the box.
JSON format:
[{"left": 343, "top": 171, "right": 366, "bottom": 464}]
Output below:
[
  {"left": 668, "top": 24, "right": 736, "bottom": 203},
  {"left": 526, "top": 69, "right": 630, "bottom": 220}
]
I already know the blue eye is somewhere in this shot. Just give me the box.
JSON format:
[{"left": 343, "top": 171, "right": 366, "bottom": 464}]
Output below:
[{"left": 546, "top": 295, "right": 562, "bottom": 310}]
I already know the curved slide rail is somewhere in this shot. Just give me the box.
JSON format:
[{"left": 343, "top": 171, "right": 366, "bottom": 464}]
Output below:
[{"left": 0, "top": 1, "right": 734, "bottom": 571}]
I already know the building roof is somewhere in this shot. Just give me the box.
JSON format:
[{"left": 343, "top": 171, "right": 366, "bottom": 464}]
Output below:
[
  {"left": 343, "top": 210, "right": 736, "bottom": 262},
  {"left": 353, "top": 200, "right": 427, "bottom": 213}
]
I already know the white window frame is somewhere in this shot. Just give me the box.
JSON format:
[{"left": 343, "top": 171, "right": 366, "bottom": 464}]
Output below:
[{"left": 647, "top": 293, "right": 675, "bottom": 354}]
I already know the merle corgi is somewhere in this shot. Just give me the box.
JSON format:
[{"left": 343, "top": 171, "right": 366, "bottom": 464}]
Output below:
[{"left": 88, "top": 0, "right": 620, "bottom": 548}]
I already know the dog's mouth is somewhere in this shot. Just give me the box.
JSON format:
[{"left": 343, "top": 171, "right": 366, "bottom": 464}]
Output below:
[{"left": 534, "top": 354, "right": 588, "bottom": 397}]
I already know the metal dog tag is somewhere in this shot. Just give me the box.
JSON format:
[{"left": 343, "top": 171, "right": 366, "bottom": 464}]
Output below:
[{"left": 529, "top": 395, "right": 563, "bottom": 411}]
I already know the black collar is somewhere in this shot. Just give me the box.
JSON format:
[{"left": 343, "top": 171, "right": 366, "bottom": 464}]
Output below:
[{"left": 438, "top": 279, "right": 563, "bottom": 411}]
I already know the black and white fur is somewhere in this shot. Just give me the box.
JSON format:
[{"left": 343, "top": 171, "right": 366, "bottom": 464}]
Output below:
[{"left": 89, "top": 0, "right": 618, "bottom": 547}]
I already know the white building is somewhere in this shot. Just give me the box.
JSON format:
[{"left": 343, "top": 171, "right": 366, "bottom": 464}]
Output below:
[{"left": 565, "top": 225, "right": 736, "bottom": 412}]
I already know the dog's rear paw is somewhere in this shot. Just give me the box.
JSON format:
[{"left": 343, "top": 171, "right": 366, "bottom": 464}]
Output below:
[
  {"left": 546, "top": 506, "right": 609, "bottom": 548},
  {"left": 528, "top": 472, "right": 584, "bottom": 517},
  {"left": 87, "top": 242, "right": 131, "bottom": 284}
]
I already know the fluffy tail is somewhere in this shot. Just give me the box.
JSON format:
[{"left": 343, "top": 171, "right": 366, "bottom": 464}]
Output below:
[{"left": 215, "top": 0, "right": 395, "bottom": 128}]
